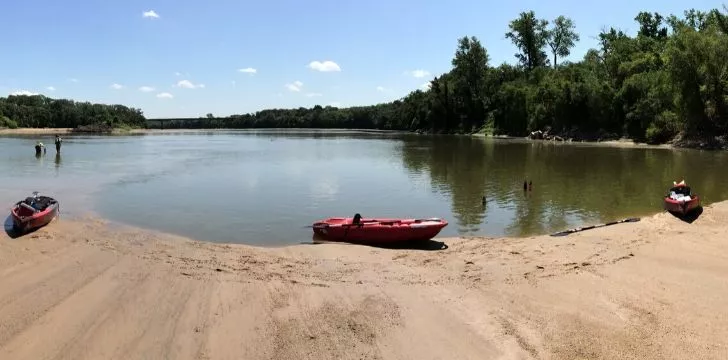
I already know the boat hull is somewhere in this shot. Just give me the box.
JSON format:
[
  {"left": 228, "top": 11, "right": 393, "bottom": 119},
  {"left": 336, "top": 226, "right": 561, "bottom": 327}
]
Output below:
[
  {"left": 10, "top": 197, "right": 59, "bottom": 233},
  {"left": 312, "top": 217, "right": 448, "bottom": 244},
  {"left": 664, "top": 196, "right": 700, "bottom": 215}
]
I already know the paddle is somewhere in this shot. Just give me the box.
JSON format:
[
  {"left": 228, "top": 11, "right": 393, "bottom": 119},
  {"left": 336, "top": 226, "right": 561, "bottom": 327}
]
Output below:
[{"left": 549, "top": 217, "right": 641, "bottom": 237}]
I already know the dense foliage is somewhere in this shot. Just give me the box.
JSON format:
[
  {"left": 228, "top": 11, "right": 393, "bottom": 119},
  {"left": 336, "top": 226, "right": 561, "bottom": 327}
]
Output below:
[
  {"left": 0, "top": 95, "right": 146, "bottom": 129},
  {"left": 155, "top": 7, "right": 728, "bottom": 143},
  {"left": 5, "top": 7, "right": 728, "bottom": 144}
]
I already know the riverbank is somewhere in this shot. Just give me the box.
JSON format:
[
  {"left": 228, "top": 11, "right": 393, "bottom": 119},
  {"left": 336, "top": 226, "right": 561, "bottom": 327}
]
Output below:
[
  {"left": 0, "top": 127, "right": 408, "bottom": 137},
  {"left": 1, "top": 202, "right": 727, "bottom": 359},
  {"left": 476, "top": 133, "right": 675, "bottom": 149},
  {"left": 0, "top": 127, "right": 145, "bottom": 136},
  {"left": 2, "top": 127, "right": 725, "bottom": 152},
  {"left": 0, "top": 127, "right": 74, "bottom": 135},
  {"left": 479, "top": 132, "right": 728, "bottom": 151}
]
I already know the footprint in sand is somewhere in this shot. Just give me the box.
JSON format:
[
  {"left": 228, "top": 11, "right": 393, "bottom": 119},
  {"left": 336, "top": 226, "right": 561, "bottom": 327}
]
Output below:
[{"left": 612, "top": 253, "right": 635, "bottom": 263}]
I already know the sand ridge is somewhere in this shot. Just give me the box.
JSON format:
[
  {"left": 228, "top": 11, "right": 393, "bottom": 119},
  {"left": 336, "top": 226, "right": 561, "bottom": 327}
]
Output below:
[{"left": 1, "top": 203, "right": 728, "bottom": 359}]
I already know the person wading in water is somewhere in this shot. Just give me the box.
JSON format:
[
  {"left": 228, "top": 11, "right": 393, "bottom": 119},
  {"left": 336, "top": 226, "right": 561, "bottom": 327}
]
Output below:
[
  {"left": 35, "top": 141, "right": 46, "bottom": 155},
  {"left": 54, "top": 134, "right": 62, "bottom": 153}
]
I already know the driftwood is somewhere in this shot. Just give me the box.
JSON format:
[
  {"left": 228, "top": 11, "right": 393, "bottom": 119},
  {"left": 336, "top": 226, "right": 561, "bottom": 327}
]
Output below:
[{"left": 528, "top": 130, "right": 566, "bottom": 142}]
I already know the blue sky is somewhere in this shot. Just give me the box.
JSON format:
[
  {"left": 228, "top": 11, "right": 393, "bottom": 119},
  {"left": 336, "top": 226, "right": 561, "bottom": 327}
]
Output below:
[{"left": 0, "top": 0, "right": 721, "bottom": 118}]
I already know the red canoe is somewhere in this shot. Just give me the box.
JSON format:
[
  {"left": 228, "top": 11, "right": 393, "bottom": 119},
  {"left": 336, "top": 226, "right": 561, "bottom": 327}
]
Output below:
[
  {"left": 10, "top": 193, "right": 59, "bottom": 233},
  {"left": 664, "top": 181, "right": 700, "bottom": 215},
  {"left": 311, "top": 214, "right": 448, "bottom": 244}
]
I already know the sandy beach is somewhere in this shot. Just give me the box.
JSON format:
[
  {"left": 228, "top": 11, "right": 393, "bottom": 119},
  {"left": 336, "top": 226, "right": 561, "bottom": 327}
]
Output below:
[
  {"left": 1, "top": 202, "right": 727, "bottom": 359},
  {"left": 0, "top": 128, "right": 75, "bottom": 135},
  {"left": 0, "top": 128, "right": 147, "bottom": 136}
]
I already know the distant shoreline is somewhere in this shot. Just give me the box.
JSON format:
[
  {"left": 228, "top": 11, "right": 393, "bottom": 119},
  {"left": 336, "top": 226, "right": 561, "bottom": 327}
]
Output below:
[
  {"left": 0, "top": 127, "right": 720, "bottom": 151},
  {"left": 0, "top": 127, "right": 409, "bottom": 136},
  {"left": 0, "top": 128, "right": 75, "bottom": 135},
  {"left": 0, "top": 127, "right": 145, "bottom": 136}
]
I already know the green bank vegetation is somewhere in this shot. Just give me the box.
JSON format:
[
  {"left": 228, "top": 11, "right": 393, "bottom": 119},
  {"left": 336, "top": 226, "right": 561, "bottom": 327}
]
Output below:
[
  {"left": 0, "top": 95, "right": 146, "bottom": 131},
  {"left": 159, "top": 7, "right": 728, "bottom": 145},
  {"left": 3, "top": 7, "right": 728, "bottom": 145}
]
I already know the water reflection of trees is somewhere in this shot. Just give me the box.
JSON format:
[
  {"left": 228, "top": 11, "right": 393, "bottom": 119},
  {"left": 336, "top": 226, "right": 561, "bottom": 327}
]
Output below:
[{"left": 400, "top": 136, "right": 728, "bottom": 237}]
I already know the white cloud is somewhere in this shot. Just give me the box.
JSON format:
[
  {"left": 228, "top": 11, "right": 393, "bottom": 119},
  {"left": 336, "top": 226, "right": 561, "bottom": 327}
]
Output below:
[
  {"left": 156, "top": 92, "right": 173, "bottom": 99},
  {"left": 419, "top": 82, "right": 431, "bottom": 91},
  {"left": 376, "top": 86, "right": 391, "bottom": 92},
  {"left": 110, "top": 83, "right": 124, "bottom": 90},
  {"left": 174, "top": 72, "right": 182, "bottom": 76},
  {"left": 306, "top": 93, "right": 323, "bottom": 97},
  {"left": 69, "top": 78, "right": 79, "bottom": 83},
  {"left": 308, "top": 60, "right": 341, "bottom": 72},
  {"left": 143, "top": 10, "right": 160, "bottom": 19},
  {"left": 238, "top": 67, "right": 257, "bottom": 74},
  {"left": 139, "top": 86, "right": 155, "bottom": 92},
  {"left": 176, "top": 79, "right": 205, "bottom": 89},
  {"left": 327, "top": 102, "right": 341, "bottom": 107},
  {"left": 285, "top": 81, "right": 303, "bottom": 92},
  {"left": 46, "top": 86, "right": 56, "bottom": 91},
  {"left": 10, "top": 90, "right": 39, "bottom": 96},
  {"left": 408, "top": 69, "right": 431, "bottom": 78}
]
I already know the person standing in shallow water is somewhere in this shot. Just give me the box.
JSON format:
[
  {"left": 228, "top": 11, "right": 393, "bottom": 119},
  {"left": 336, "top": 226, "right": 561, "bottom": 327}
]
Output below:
[
  {"left": 35, "top": 141, "right": 46, "bottom": 155},
  {"left": 54, "top": 135, "right": 62, "bottom": 153}
]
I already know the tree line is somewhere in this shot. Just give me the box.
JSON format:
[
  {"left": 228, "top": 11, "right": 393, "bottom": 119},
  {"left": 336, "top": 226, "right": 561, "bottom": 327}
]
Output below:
[
  {"left": 0, "top": 94, "right": 146, "bottom": 129},
  {"left": 132, "top": 6, "right": 728, "bottom": 144},
  {"left": 397, "top": 6, "right": 728, "bottom": 143},
  {"left": 4, "top": 6, "right": 728, "bottom": 144}
]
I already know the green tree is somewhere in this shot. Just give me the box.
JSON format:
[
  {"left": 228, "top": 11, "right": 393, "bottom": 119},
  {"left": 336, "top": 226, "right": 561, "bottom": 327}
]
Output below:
[
  {"left": 450, "top": 36, "right": 490, "bottom": 132},
  {"left": 0, "top": 94, "right": 145, "bottom": 129},
  {"left": 547, "top": 16, "right": 580, "bottom": 67},
  {"left": 505, "top": 11, "right": 550, "bottom": 72}
]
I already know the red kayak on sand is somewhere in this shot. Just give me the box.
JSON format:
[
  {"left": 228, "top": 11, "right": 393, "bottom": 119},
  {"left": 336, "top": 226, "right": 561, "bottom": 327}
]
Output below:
[
  {"left": 312, "top": 214, "right": 448, "bottom": 244},
  {"left": 10, "top": 192, "right": 59, "bottom": 233},
  {"left": 664, "top": 180, "right": 700, "bottom": 215}
]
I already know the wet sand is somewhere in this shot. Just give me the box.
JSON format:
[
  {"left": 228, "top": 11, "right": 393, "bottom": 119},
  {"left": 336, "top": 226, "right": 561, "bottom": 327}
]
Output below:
[{"left": 1, "top": 201, "right": 727, "bottom": 359}]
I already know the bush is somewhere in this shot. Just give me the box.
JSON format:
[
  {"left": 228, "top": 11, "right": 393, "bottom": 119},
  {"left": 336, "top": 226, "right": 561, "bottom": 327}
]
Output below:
[
  {"left": 0, "top": 116, "right": 18, "bottom": 129},
  {"left": 645, "top": 110, "right": 679, "bottom": 144}
]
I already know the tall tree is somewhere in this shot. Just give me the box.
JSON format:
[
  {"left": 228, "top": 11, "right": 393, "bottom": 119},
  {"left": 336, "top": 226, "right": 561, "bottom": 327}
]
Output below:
[
  {"left": 634, "top": 12, "right": 668, "bottom": 39},
  {"left": 450, "top": 36, "right": 490, "bottom": 131},
  {"left": 505, "top": 11, "right": 550, "bottom": 71},
  {"left": 547, "top": 16, "right": 580, "bottom": 67},
  {"left": 667, "top": 9, "right": 709, "bottom": 33},
  {"left": 709, "top": 5, "right": 728, "bottom": 33}
]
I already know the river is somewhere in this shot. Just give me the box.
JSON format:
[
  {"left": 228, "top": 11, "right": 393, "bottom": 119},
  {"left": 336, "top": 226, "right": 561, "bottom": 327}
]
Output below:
[{"left": 2, "top": 130, "right": 727, "bottom": 245}]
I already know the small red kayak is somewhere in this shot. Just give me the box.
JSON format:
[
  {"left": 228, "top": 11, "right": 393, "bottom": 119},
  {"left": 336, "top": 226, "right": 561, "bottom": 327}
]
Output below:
[
  {"left": 10, "top": 193, "right": 59, "bottom": 233},
  {"left": 311, "top": 214, "right": 448, "bottom": 244},
  {"left": 664, "top": 180, "right": 700, "bottom": 215}
]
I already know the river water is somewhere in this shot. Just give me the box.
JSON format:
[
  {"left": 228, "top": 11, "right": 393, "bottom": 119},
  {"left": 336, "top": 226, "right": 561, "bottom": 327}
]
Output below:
[{"left": 2, "top": 130, "right": 727, "bottom": 245}]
